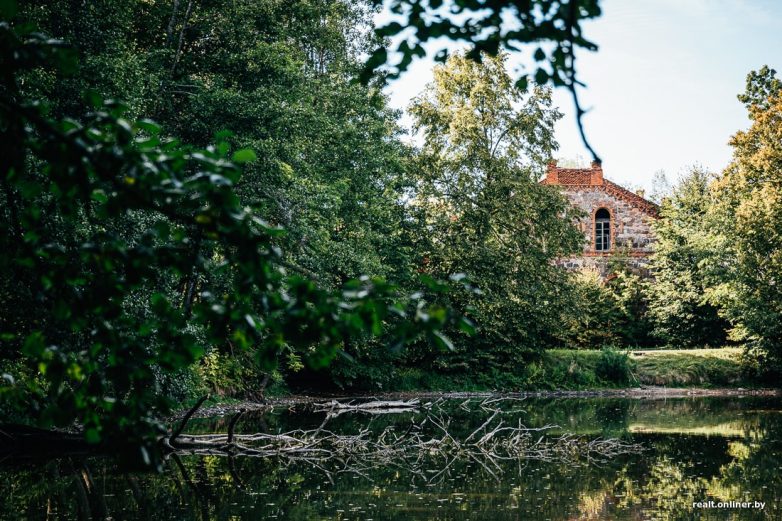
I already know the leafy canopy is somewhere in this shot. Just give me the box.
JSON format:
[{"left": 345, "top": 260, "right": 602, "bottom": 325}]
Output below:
[
  {"left": 0, "top": 20, "right": 467, "bottom": 462},
  {"left": 406, "top": 52, "right": 582, "bottom": 368},
  {"left": 708, "top": 67, "right": 782, "bottom": 365}
]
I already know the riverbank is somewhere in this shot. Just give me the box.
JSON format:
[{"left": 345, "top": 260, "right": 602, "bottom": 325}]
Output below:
[
  {"left": 176, "top": 347, "right": 762, "bottom": 417},
  {"left": 390, "top": 347, "right": 752, "bottom": 392},
  {"left": 555, "top": 347, "right": 748, "bottom": 387}
]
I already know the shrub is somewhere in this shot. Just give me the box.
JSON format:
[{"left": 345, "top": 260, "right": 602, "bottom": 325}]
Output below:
[
  {"left": 595, "top": 347, "right": 634, "bottom": 385},
  {"left": 557, "top": 269, "right": 625, "bottom": 349}
]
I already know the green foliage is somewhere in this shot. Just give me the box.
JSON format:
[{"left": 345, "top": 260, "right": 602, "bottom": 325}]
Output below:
[
  {"left": 522, "top": 355, "right": 600, "bottom": 390},
  {"left": 558, "top": 269, "right": 625, "bottom": 349},
  {"left": 557, "top": 268, "right": 653, "bottom": 349},
  {"left": 21, "top": 0, "right": 412, "bottom": 293},
  {"left": 594, "top": 348, "right": 633, "bottom": 385},
  {"left": 405, "top": 52, "right": 583, "bottom": 372},
  {"left": 607, "top": 269, "right": 655, "bottom": 346},
  {"left": 707, "top": 67, "right": 782, "bottom": 370},
  {"left": 645, "top": 167, "right": 729, "bottom": 347},
  {"left": 199, "top": 351, "right": 252, "bottom": 397},
  {"left": 631, "top": 349, "right": 744, "bottom": 387},
  {"left": 0, "top": 21, "right": 466, "bottom": 461},
  {"left": 362, "top": 0, "right": 602, "bottom": 92}
]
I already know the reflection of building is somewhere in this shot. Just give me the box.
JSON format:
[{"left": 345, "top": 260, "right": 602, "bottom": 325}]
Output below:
[{"left": 541, "top": 160, "right": 659, "bottom": 276}]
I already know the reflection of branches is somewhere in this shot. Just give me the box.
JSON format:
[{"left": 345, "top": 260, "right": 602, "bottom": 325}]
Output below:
[{"left": 164, "top": 397, "right": 644, "bottom": 485}]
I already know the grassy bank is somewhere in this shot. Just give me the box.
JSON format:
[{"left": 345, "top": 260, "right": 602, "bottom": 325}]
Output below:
[
  {"left": 627, "top": 348, "right": 745, "bottom": 386},
  {"left": 391, "top": 348, "right": 750, "bottom": 392},
  {"left": 545, "top": 348, "right": 747, "bottom": 388}
]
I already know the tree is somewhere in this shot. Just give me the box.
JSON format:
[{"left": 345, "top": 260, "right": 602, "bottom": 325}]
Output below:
[
  {"left": 708, "top": 67, "right": 782, "bottom": 366},
  {"left": 645, "top": 167, "right": 729, "bottom": 348},
  {"left": 557, "top": 269, "right": 625, "bottom": 349},
  {"left": 19, "top": 0, "right": 437, "bottom": 388},
  {"left": 557, "top": 264, "right": 654, "bottom": 350},
  {"left": 406, "top": 52, "right": 582, "bottom": 370},
  {"left": 364, "top": 0, "right": 603, "bottom": 160},
  {"left": 21, "top": 0, "right": 410, "bottom": 289},
  {"left": 0, "top": 20, "right": 464, "bottom": 463}
]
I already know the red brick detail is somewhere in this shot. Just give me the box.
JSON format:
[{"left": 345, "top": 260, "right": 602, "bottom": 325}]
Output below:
[
  {"left": 590, "top": 160, "right": 603, "bottom": 185},
  {"left": 602, "top": 180, "right": 658, "bottom": 217},
  {"left": 541, "top": 159, "right": 658, "bottom": 217},
  {"left": 542, "top": 167, "right": 593, "bottom": 185},
  {"left": 546, "top": 160, "right": 559, "bottom": 184}
]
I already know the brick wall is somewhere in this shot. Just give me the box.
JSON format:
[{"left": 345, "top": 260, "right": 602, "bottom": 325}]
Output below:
[{"left": 543, "top": 160, "right": 658, "bottom": 277}]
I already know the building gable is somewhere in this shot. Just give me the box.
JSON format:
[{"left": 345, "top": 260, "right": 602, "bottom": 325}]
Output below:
[{"left": 542, "top": 160, "right": 659, "bottom": 275}]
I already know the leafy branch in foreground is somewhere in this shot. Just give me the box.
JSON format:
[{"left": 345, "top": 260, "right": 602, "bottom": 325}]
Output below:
[
  {"left": 363, "top": 0, "right": 603, "bottom": 161},
  {"left": 0, "top": 22, "right": 472, "bottom": 466}
]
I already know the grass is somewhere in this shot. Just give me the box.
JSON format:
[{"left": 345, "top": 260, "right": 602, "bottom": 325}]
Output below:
[
  {"left": 392, "top": 348, "right": 750, "bottom": 392},
  {"left": 547, "top": 347, "right": 746, "bottom": 388},
  {"left": 628, "top": 348, "right": 745, "bottom": 387},
  {"left": 181, "top": 348, "right": 753, "bottom": 399}
]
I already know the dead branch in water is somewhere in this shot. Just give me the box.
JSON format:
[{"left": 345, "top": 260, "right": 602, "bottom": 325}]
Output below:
[
  {"left": 313, "top": 399, "right": 420, "bottom": 418},
  {"left": 170, "top": 395, "right": 210, "bottom": 445},
  {"left": 159, "top": 397, "right": 644, "bottom": 484}
]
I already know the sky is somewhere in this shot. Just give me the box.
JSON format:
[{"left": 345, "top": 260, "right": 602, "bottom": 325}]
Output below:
[{"left": 378, "top": 0, "right": 782, "bottom": 191}]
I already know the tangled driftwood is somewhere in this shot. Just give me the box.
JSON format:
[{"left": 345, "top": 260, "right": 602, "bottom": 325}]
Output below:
[
  {"left": 0, "top": 395, "right": 644, "bottom": 487},
  {"left": 161, "top": 396, "right": 644, "bottom": 484}
]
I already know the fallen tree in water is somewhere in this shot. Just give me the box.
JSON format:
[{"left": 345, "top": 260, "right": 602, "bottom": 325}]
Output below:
[
  {"left": 2, "top": 396, "right": 643, "bottom": 485},
  {"left": 313, "top": 398, "right": 421, "bottom": 418},
  {"left": 158, "top": 396, "right": 644, "bottom": 484}
]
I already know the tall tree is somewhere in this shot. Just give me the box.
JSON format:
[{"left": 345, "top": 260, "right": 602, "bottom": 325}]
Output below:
[
  {"left": 646, "top": 167, "right": 729, "bottom": 347},
  {"left": 0, "top": 20, "right": 462, "bottom": 459},
  {"left": 407, "top": 52, "right": 582, "bottom": 370},
  {"left": 21, "top": 0, "right": 410, "bottom": 289},
  {"left": 709, "top": 67, "right": 782, "bottom": 366}
]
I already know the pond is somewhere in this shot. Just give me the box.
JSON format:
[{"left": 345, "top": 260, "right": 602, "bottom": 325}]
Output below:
[{"left": 2, "top": 393, "right": 781, "bottom": 520}]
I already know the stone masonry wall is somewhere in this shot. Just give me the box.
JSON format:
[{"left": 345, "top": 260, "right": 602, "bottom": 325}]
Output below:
[
  {"left": 557, "top": 185, "right": 657, "bottom": 276},
  {"left": 562, "top": 186, "right": 656, "bottom": 253}
]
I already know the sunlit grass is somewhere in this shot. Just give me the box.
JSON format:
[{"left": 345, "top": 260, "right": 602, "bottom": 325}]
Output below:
[{"left": 546, "top": 347, "right": 746, "bottom": 388}]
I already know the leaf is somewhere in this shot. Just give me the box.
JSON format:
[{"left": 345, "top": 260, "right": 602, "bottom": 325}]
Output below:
[
  {"left": 232, "top": 148, "right": 257, "bottom": 163},
  {"left": 22, "top": 331, "right": 45, "bottom": 358},
  {"left": 338, "top": 350, "right": 356, "bottom": 363},
  {"left": 458, "top": 317, "right": 476, "bottom": 335},
  {"left": 136, "top": 119, "right": 161, "bottom": 135},
  {"left": 90, "top": 189, "right": 108, "bottom": 204},
  {"left": 431, "top": 331, "right": 454, "bottom": 351},
  {"left": 375, "top": 21, "right": 403, "bottom": 37},
  {"left": 84, "top": 89, "right": 103, "bottom": 109},
  {"left": 534, "top": 68, "right": 549, "bottom": 85}
]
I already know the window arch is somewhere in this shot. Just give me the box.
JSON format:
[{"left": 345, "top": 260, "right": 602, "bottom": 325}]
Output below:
[{"left": 595, "top": 208, "right": 611, "bottom": 251}]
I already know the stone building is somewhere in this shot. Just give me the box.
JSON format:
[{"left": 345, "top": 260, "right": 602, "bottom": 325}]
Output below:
[{"left": 541, "top": 160, "right": 659, "bottom": 276}]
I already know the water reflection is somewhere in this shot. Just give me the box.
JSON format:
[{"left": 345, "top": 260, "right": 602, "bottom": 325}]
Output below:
[{"left": 1, "top": 395, "right": 780, "bottom": 520}]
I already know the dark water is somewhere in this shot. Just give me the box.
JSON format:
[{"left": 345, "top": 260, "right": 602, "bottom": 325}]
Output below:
[{"left": 3, "top": 394, "right": 782, "bottom": 520}]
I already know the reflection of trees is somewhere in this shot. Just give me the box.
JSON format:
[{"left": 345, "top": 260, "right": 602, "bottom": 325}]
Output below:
[
  {"left": 718, "top": 414, "right": 782, "bottom": 514},
  {"left": 0, "top": 397, "right": 780, "bottom": 520},
  {"left": 607, "top": 419, "right": 782, "bottom": 521}
]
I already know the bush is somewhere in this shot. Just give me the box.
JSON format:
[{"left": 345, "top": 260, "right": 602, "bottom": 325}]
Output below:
[
  {"left": 558, "top": 268, "right": 657, "bottom": 350},
  {"left": 595, "top": 348, "right": 634, "bottom": 385},
  {"left": 557, "top": 269, "right": 625, "bottom": 349}
]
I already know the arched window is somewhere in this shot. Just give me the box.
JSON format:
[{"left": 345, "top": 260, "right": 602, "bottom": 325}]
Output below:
[{"left": 595, "top": 208, "right": 611, "bottom": 251}]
